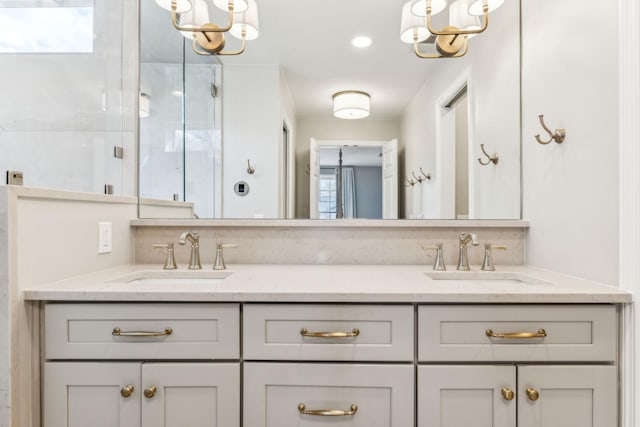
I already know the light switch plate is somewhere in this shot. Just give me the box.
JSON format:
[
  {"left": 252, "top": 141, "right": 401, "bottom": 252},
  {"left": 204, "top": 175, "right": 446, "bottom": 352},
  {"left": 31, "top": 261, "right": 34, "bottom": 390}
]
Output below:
[{"left": 98, "top": 222, "right": 112, "bottom": 254}]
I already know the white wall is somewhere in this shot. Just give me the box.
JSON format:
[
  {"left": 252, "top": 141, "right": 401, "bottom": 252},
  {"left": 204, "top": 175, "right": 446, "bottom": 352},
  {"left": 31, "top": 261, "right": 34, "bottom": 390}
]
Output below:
[
  {"left": 0, "top": 187, "right": 137, "bottom": 427},
  {"left": 522, "top": 0, "right": 619, "bottom": 285},
  {"left": 400, "top": 0, "right": 520, "bottom": 220},
  {"left": 222, "top": 64, "right": 291, "bottom": 218},
  {"left": 0, "top": 0, "right": 137, "bottom": 197},
  {"left": 295, "top": 119, "right": 400, "bottom": 218}
]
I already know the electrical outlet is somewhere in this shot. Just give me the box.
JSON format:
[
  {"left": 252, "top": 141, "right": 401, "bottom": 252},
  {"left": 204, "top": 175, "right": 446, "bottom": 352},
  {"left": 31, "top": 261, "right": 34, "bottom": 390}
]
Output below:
[{"left": 98, "top": 222, "right": 112, "bottom": 254}]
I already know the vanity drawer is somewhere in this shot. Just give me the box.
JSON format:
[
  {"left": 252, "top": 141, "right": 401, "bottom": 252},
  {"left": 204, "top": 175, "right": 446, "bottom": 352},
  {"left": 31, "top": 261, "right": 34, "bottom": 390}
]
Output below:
[
  {"left": 418, "top": 304, "right": 616, "bottom": 362},
  {"left": 243, "top": 304, "right": 414, "bottom": 361},
  {"left": 243, "top": 362, "right": 414, "bottom": 427},
  {"left": 45, "top": 303, "right": 239, "bottom": 360}
]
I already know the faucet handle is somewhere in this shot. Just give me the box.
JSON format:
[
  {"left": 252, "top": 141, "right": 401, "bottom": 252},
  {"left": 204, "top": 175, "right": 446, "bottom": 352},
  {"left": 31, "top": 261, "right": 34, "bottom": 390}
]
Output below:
[
  {"left": 213, "top": 243, "right": 238, "bottom": 270},
  {"left": 422, "top": 243, "right": 447, "bottom": 271},
  {"left": 481, "top": 243, "right": 507, "bottom": 271},
  {"left": 153, "top": 243, "right": 178, "bottom": 270}
]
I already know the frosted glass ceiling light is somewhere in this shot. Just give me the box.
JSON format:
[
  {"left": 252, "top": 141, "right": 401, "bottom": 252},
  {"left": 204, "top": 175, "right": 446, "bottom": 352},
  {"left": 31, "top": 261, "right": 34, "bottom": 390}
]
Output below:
[
  {"left": 178, "top": 0, "right": 209, "bottom": 40},
  {"left": 333, "top": 91, "right": 370, "bottom": 120},
  {"left": 468, "top": 0, "right": 504, "bottom": 16},
  {"left": 400, "top": 0, "right": 429, "bottom": 44},
  {"left": 213, "top": 0, "right": 248, "bottom": 13},
  {"left": 411, "top": 0, "right": 446, "bottom": 17},
  {"left": 449, "top": 0, "right": 481, "bottom": 39},
  {"left": 230, "top": 0, "right": 259, "bottom": 40},
  {"left": 156, "top": 0, "right": 191, "bottom": 13}
]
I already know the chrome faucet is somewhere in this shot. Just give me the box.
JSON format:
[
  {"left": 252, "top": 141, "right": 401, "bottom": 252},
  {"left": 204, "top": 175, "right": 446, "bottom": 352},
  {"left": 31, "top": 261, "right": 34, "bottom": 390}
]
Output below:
[
  {"left": 457, "top": 233, "right": 479, "bottom": 271},
  {"left": 178, "top": 231, "right": 201, "bottom": 270},
  {"left": 152, "top": 243, "right": 177, "bottom": 270}
]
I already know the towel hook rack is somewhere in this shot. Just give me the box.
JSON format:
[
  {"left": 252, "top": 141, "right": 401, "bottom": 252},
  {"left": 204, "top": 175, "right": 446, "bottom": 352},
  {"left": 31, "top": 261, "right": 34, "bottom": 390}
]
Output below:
[
  {"left": 535, "top": 114, "right": 566, "bottom": 145},
  {"left": 405, "top": 176, "right": 417, "bottom": 187},
  {"left": 419, "top": 167, "right": 432, "bottom": 181},
  {"left": 478, "top": 144, "right": 499, "bottom": 166}
]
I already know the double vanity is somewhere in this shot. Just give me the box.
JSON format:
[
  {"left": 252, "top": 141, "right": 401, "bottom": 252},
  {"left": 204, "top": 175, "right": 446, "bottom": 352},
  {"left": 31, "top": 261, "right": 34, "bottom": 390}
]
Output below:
[{"left": 25, "top": 262, "right": 630, "bottom": 427}]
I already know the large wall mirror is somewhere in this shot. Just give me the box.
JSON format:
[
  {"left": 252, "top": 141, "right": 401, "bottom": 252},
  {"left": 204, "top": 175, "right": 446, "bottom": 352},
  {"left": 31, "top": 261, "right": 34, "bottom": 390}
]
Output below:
[{"left": 139, "top": 0, "right": 521, "bottom": 220}]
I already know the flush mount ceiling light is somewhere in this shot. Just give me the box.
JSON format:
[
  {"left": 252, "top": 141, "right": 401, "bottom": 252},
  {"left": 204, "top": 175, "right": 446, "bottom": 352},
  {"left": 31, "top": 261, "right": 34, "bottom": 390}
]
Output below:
[
  {"left": 401, "top": 0, "right": 502, "bottom": 59},
  {"left": 157, "top": 0, "right": 259, "bottom": 56},
  {"left": 333, "top": 91, "right": 370, "bottom": 120}
]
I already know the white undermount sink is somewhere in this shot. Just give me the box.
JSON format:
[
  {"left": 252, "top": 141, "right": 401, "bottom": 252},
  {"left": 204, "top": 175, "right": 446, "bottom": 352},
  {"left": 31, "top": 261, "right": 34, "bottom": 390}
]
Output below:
[
  {"left": 424, "top": 271, "right": 550, "bottom": 286},
  {"left": 109, "top": 270, "right": 232, "bottom": 285}
]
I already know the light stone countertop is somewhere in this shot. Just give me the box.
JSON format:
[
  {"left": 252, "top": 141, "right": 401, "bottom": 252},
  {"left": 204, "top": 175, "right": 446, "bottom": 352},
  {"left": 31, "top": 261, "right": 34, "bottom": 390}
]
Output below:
[{"left": 22, "top": 264, "right": 631, "bottom": 303}]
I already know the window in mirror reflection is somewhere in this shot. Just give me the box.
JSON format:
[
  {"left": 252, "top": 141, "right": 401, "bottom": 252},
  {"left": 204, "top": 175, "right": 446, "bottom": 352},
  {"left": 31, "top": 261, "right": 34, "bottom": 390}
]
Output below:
[
  {"left": 318, "top": 172, "right": 337, "bottom": 219},
  {"left": 0, "top": 3, "right": 94, "bottom": 53}
]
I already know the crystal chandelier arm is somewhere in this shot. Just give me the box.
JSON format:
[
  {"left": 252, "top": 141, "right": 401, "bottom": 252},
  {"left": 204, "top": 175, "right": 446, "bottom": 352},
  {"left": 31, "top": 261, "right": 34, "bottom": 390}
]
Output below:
[
  {"left": 413, "top": 33, "right": 469, "bottom": 58},
  {"left": 172, "top": 0, "right": 234, "bottom": 33},
  {"left": 425, "top": 0, "right": 489, "bottom": 36}
]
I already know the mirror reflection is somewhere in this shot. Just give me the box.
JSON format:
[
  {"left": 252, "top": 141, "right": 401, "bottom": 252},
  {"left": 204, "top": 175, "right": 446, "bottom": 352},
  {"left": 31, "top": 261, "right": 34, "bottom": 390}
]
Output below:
[{"left": 139, "top": 0, "right": 521, "bottom": 220}]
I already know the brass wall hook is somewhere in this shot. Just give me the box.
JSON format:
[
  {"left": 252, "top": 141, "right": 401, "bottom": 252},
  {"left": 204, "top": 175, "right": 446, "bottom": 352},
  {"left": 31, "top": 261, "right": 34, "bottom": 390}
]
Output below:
[
  {"left": 419, "top": 167, "right": 432, "bottom": 181},
  {"left": 478, "top": 144, "right": 499, "bottom": 165},
  {"left": 247, "top": 159, "right": 255, "bottom": 174},
  {"left": 535, "top": 114, "right": 566, "bottom": 144}
]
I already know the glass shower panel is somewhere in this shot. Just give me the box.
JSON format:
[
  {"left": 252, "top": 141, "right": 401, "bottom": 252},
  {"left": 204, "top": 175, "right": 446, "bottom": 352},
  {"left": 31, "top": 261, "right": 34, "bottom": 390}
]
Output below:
[{"left": 0, "top": 0, "right": 134, "bottom": 194}]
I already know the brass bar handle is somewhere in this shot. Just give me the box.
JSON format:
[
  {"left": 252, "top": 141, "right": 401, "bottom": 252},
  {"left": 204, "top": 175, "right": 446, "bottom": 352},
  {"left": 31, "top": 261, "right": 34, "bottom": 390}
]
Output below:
[
  {"left": 297, "top": 403, "right": 358, "bottom": 416},
  {"left": 144, "top": 386, "right": 157, "bottom": 399},
  {"left": 120, "top": 385, "right": 134, "bottom": 398},
  {"left": 300, "top": 328, "right": 360, "bottom": 338},
  {"left": 525, "top": 387, "right": 540, "bottom": 401},
  {"left": 485, "top": 328, "right": 547, "bottom": 339},
  {"left": 501, "top": 388, "right": 515, "bottom": 401},
  {"left": 112, "top": 327, "right": 173, "bottom": 337}
]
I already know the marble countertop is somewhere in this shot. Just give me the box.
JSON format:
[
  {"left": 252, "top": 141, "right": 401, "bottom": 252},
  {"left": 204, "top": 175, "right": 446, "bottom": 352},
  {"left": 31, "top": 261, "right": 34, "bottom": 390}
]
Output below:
[{"left": 22, "top": 264, "right": 631, "bottom": 303}]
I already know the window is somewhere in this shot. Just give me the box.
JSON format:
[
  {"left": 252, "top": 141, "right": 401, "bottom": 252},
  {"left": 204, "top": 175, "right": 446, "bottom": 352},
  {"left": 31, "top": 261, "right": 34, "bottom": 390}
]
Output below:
[
  {"left": 0, "top": 3, "right": 94, "bottom": 53},
  {"left": 318, "top": 172, "right": 337, "bottom": 219}
]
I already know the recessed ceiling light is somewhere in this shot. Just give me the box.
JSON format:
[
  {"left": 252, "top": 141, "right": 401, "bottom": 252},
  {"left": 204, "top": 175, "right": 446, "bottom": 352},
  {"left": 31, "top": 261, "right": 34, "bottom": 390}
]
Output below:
[{"left": 352, "top": 36, "right": 372, "bottom": 48}]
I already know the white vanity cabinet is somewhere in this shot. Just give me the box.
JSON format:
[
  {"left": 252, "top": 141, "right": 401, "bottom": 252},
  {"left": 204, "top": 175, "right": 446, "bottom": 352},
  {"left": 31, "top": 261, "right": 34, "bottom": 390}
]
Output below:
[
  {"left": 242, "top": 304, "right": 415, "bottom": 426},
  {"left": 42, "top": 303, "right": 241, "bottom": 427},
  {"left": 417, "top": 305, "right": 618, "bottom": 427}
]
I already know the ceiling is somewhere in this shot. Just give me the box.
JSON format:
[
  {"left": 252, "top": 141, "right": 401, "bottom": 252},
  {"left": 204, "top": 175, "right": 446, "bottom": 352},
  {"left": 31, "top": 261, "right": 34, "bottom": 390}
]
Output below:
[{"left": 142, "top": 0, "right": 445, "bottom": 121}]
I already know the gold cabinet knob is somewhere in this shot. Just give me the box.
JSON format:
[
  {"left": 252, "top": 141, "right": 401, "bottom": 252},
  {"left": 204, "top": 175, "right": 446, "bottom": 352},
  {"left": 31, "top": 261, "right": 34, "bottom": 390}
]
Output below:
[
  {"left": 120, "top": 385, "right": 134, "bottom": 398},
  {"left": 525, "top": 387, "right": 539, "bottom": 401},
  {"left": 501, "top": 387, "right": 515, "bottom": 401},
  {"left": 144, "top": 386, "right": 157, "bottom": 398}
]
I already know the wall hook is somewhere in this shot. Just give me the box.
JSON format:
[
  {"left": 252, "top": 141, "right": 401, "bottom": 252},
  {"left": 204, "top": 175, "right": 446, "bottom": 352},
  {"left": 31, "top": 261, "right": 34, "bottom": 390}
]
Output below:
[
  {"left": 405, "top": 176, "right": 417, "bottom": 187},
  {"left": 419, "top": 168, "right": 432, "bottom": 181},
  {"left": 305, "top": 164, "right": 310, "bottom": 176},
  {"left": 478, "top": 144, "right": 499, "bottom": 166},
  {"left": 247, "top": 159, "right": 255, "bottom": 174},
  {"left": 535, "top": 114, "right": 566, "bottom": 144}
]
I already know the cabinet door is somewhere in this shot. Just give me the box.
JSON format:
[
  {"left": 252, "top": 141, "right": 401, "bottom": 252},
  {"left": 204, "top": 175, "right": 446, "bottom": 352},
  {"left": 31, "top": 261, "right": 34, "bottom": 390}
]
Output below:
[
  {"left": 44, "top": 362, "right": 140, "bottom": 427},
  {"left": 141, "top": 363, "right": 240, "bottom": 427},
  {"left": 244, "top": 362, "right": 414, "bottom": 427},
  {"left": 418, "top": 365, "right": 516, "bottom": 427},
  {"left": 518, "top": 365, "right": 617, "bottom": 427}
]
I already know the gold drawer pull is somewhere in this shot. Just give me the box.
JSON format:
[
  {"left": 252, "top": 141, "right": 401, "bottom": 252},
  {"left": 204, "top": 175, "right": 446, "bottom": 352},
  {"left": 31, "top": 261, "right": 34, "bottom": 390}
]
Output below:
[
  {"left": 120, "top": 385, "right": 134, "bottom": 398},
  {"left": 298, "top": 403, "right": 358, "bottom": 416},
  {"left": 300, "top": 328, "right": 360, "bottom": 338},
  {"left": 525, "top": 387, "right": 540, "bottom": 401},
  {"left": 485, "top": 328, "right": 547, "bottom": 339},
  {"left": 112, "top": 327, "right": 173, "bottom": 337}
]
